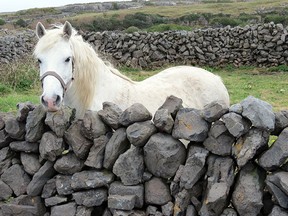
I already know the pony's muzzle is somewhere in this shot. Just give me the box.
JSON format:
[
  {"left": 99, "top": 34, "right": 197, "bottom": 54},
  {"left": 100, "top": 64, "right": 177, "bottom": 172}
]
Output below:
[{"left": 41, "top": 94, "right": 61, "bottom": 111}]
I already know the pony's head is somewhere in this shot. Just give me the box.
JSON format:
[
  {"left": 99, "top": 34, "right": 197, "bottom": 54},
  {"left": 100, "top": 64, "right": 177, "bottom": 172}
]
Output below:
[{"left": 34, "top": 21, "right": 75, "bottom": 112}]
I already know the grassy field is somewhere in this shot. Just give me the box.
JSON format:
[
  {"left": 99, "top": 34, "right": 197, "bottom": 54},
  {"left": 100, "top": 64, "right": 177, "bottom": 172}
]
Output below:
[{"left": 1, "top": 63, "right": 288, "bottom": 113}]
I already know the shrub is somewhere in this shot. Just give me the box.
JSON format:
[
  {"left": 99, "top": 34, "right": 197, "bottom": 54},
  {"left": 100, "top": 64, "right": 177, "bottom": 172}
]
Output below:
[
  {"left": 125, "top": 26, "right": 140, "bottom": 33},
  {"left": 122, "top": 12, "right": 166, "bottom": 29},
  {"left": 264, "top": 14, "right": 288, "bottom": 25},
  {"left": 0, "top": 19, "right": 5, "bottom": 26},
  {"left": 14, "top": 19, "right": 28, "bottom": 28},
  {"left": 147, "top": 24, "right": 192, "bottom": 32},
  {"left": 211, "top": 17, "right": 242, "bottom": 27},
  {"left": 0, "top": 56, "right": 39, "bottom": 91}
]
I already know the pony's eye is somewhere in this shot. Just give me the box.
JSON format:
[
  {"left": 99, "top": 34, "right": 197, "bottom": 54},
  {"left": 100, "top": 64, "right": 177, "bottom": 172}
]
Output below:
[
  {"left": 65, "top": 57, "right": 71, "bottom": 63},
  {"left": 38, "top": 59, "right": 42, "bottom": 64}
]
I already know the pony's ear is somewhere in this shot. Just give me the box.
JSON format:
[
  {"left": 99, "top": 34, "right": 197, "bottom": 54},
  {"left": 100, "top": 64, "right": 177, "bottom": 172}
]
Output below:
[
  {"left": 36, "top": 22, "right": 46, "bottom": 39},
  {"left": 63, "top": 21, "right": 73, "bottom": 39}
]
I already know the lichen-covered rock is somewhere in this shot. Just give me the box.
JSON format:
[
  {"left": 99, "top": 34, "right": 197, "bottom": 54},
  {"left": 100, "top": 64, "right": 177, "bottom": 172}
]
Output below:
[
  {"left": 113, "top": 146, "right": 144, "bottom": 186},
  {"left": 119, "top": 103, "right": 152, "bottom": 126},
  {"left": 173, "top": 108, "right": 209, "bottom": 142},
  {"left": 232, "top": 162, "right": 266, "bottom": 216},
  {"left": 39, "top": 132, "right": 64, "bottom": 162},
  {"left": 144, "top": 133, "right": 186, "bottom": 179},
  {"left": 98, "top": 102, "right": 123, "bottom": 130},
  {"left": 240, "top": 96, "right": 275, "bottom": 131},
  {"left": 157, "top": 95, "right": 183, "bottom": 118}
]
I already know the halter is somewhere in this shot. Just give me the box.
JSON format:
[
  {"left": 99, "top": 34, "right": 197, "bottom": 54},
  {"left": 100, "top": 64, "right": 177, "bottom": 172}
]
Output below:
[
  {"left": 40, "top": 71, "right": 74, "bottom": 93},
  {"left": 40, "top": 60, "right": 75, "bottom": 94}
]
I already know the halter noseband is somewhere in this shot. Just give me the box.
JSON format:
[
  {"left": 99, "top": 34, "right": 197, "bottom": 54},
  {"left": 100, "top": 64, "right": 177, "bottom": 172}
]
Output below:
[{"left": 40, "top": 71, "right": 74, "bottom": 93}]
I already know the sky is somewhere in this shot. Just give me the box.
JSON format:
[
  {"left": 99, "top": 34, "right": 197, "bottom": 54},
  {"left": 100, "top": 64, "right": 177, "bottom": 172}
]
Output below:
[{"left": 0, "top": 0, "right": 131, "bottom": 13}]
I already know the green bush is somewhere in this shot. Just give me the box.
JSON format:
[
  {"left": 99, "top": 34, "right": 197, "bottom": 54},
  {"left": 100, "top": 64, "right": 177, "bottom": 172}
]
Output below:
[
  {"left": 122, "top": 12, "right": 166, "bottom": 29},
  {"left": 125, "top": 26, "right": 140, "bottom": 33},
  {"left": 0, "top": 19, "right": 5, "bottom": 26},
  {"left": 87, "top": 17, "right": 122, "bottom": 31},
  {"left": 0, "top": 56, "right": 39, "bottom": 91},
  {"left": 264, "top": 14, "right": 288, "bottom": 25},
  {"left": 211, "top": 17, "right": 242, "bottom": 27},
  {"left": 147, "top": 24, "right": 192, "bottom": 32},
  {"left": 14, "top": 19, "right": 28, "bottom": 28}
]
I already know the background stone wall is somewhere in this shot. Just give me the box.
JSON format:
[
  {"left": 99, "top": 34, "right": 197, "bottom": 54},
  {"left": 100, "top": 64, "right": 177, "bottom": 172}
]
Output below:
[
  {"left": 0, "top": 95, "right": 288, "bottom": 215},
  {"left": 1, "top": 22, "right": 288, "bottom": 68}
]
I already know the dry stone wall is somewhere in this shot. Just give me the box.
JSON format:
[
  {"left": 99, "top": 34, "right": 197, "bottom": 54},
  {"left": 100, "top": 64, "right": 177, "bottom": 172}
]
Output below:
[
  {"left": 1, "top": 22, "right": 288, "bottom": 68},
  {"left": 0, "top": 95, "right": 288, "bottom": 215}
]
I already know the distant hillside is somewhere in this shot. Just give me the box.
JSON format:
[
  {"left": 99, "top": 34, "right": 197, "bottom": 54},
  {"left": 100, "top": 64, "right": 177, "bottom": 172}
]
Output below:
[{"left": 0, "top": 0, "right": 287, "bottom": 31}]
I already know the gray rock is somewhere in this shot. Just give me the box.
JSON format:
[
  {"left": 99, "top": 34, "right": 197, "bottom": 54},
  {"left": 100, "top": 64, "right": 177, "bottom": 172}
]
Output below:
[
  {"left": 174, "top": 189, "right": 191, "bottom": 216},
  {"left": 1, "top": 195, "right": 46, "bottom": 216},
  {"left": 27, "top": 161, "right": 56, "bottom": 196},
  {"left": 113, "top": 146, "right": 144, "bottom": 185},
  {"left": 109, "top": 181, "right": 144, "bottom": 208},
  {"left": 54, "top": 152, "right": 84, "bottom": 174},
  {"left": 25, "top": 105, "right": 46, "bottom": 142},
  {"left": 268, "top": 205, "right": 288, "bottom": 216},
  {"left": 153, "top": 109, "right": 174, "bottom": 133},
  {"left": 220, "top": 208, "right": 238, "bottom": 216},
  {"left": 81, "top": 110, "right": 110, "bottom": 140},
  {"left": 0, "top": 146, "right": 13, "bottom": 162},
  {"left": 144, "top": 133, "right": 186, "bottom": 179},
  {"left": 0, "top": 157, "right": 12, "bottom": 176},
  {"left": 73, "top": 189, "right": 107, "bottom": 207},
  {"left": 103, "top": 128, "right": 130, "bottom": 170},
  {"left": 0, "top": 129, "right": 13, "bottom": 149},
  {"left": 266, "top": 172, "right": 288, "bottom": 209},
  {"left": 240, "top": 96, "right": 275, "bottom": 131},
  {"left": 16, "top": 102, "right": 35, "bottom": 122},
  {"left": 0, "top": 179, "right": 13, "bottom": 201},
  {"left": 180, "top": 145, "right": 209, "bottom": 189},
  {"left": 71, "top": 170, "right": 114, "bottom": 190},
  {"left": 113, "top": 209, "right": 145, "bottom": 216},
  {"left": 273, "top": 110, "right": 288, "bottom": 135},
  {"left": 126, "top": 120, "right": 157, "bottom": 147},
  {"left": 119, "top": 103, "right": 152, "bottom": 126},
  {"left": 186, "top": 205, "right": 198, "bottom": 216},
  {"left": 85, "top": 135, "right": 109, "bottom": 169},
  {"left": 9, "top": 141, "right": 39, "bottom": 153},
  {"left": 108, "top": 195, "right": 136, "bottom": 210},
  {"left": 41, "top": 177, "right": 57, "bottom": 199},
  {"left": 20, "top": 152, "right": 41, "bottom": 175},
  {"left": 4, "top": 117, "right": 26, "bottom": 140},
  {"left": 76, "top": 206, "right": 93, "bottom": 216},
  {"left": 229, "top": 103, "right": 243, "bottom": 114},
  {"left": 161, "top": 201, "right": 174, "bottom": 216},
  {"left": 233, "top": 128, "right": 269, "bottom": 167},
  {"left": 0, "top": 115, "right": 4, "bottom": 130},
  {"left": 232, "top": 162, "right": 265, "bottom": 216},
  {"left": 45, "top": 196, "right": 68, "bottom": 207},
  {"left": 173, "top": 108, "right": 209, "bottom": 142},
  {"left": 98, "top": 102, "right": 123, "bottom": 129},
  {"left": 157, "top": 95, "right": 183, "bottom": 118},
  {"left": 258, "top": 127, "right": 288, "bottom": 171},
  {"left": 45, "top": 106, "right": 75, "bottom": 137},
  {"left": 203, "top": 121, "right": 234, "bottom": 156},
  {"left": 51, "top": 202, "right": 77, "bottom": 216},
  {"left": 1, "top": 164, "right": 31, "bottom": 196},
  {"left": 145, "top": 177, "right": 172, "bottom": 205},
  {"left": 200, "top": 155, "right": 235, "bottom": 216},
  {"left": 146, "top": 205, "right": 158, "bottom": 215},
  {"left": 39, "top": 132, "right": 64, "bottom": 161},
  {"left": 64, "top": 120, "right": 93, "bottom": 159},
  {"left": 201, "top": 101, "right": 228, "bottom": 122},
  {"left": 222, "top": 112, "right": 251, "bottom": 138},
  {"left": 55, "top": 174, "right": 73, "bottom": 195}
]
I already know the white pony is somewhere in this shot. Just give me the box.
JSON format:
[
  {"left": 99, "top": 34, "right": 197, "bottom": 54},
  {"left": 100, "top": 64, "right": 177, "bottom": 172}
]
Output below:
[{"left": 34, "top": 21, "right": 229, "bottom": 118}]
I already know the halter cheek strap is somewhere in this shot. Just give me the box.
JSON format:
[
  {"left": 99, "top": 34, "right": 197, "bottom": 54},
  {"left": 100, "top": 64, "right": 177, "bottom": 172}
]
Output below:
[{"left": 40, "top": 71, "right": 74, "bottom": 92}]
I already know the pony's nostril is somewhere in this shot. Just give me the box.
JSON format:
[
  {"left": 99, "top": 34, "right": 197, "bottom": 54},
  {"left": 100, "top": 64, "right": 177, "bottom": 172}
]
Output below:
[
  {"left": 55, "top": 95, "right": 61, "bottom": 105},
  {"left": 41, "top": 96, "right": 48, "bottom": 107}
]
